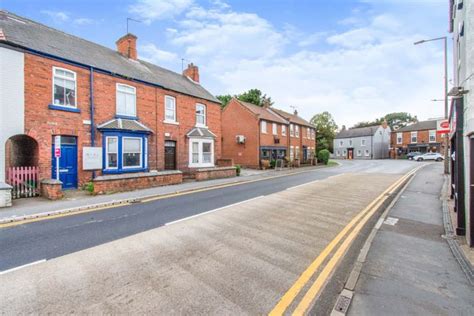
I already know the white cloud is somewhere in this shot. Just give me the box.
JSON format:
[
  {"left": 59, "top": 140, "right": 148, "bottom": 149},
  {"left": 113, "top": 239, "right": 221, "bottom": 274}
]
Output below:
[
  {"left": 73, "top": 18, "right": 94, "bottom": 25},
  {"left": 128, "top": 1, "right": 447, "bottom": 127},
  {"left": 41, "top": 10, "right": 69, "bottom": 22},
  {"left": 140, "top": 43, "right": 178, "bottom": 63},
  {"left": 129, "top": 0, "right": 194, "bottom": 23}
]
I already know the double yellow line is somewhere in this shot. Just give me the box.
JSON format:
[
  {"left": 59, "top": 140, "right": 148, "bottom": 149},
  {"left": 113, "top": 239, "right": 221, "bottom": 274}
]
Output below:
[{"left": 269, "top": 166, "right": 421, "bottom": 316}]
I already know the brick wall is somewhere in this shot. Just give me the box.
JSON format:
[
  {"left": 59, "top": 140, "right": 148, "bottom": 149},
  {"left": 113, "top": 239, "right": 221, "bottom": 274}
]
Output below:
[
  {"left": 23, "top": 53, "right": 222, "bottom": 187},
  {"left": 93, "top": 171, "right": 182, "bottom": 194},
  {"left": 194, "top": 167, "right": 236, "bottom": 181},
  {"left": 391, "top": 129, "right": 445, "bottom": 152},
  {"left": 221, "top": 99, "right": 260, "bottom": 168}
]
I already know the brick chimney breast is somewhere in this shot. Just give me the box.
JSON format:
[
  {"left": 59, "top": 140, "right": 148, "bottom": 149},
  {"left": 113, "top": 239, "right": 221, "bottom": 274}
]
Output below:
[
  {"left": 116, "top": 33, "right": 138, "bottom": 60},
  {"left": 183, "top": 63, "right": 200, "bottom": 83}
]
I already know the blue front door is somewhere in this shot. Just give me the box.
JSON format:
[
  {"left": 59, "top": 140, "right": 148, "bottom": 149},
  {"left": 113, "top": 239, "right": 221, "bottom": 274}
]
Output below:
[{"left": 52, "top": 136, "right": 78, "bottom": 189}]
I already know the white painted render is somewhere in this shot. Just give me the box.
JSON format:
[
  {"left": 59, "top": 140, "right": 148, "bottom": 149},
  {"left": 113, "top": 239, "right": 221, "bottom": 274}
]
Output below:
[{"left": 0, "top": 47, "right": 25, "bottom": 183}]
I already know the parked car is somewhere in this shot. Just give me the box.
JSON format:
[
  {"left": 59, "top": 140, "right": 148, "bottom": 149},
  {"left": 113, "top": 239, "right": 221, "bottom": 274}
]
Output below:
[
  {"left": 407, "top": 151, "right": 422, "bottom": 160},
  {"left": 413, "top": 152, "right": 444, "bottom": 162}
]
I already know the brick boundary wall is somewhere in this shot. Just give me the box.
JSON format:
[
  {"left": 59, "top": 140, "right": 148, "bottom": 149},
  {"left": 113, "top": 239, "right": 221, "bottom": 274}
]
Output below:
[
  {"left": 216, "top": 158, "right": 234, "bottom": 167},
  {"left": 41, "top": 179, "right": 63, "bottom": 200},
  {"left": 194, "top": 167, "right": 237, "bottom": 181},
  {"left": 93, "top": 170, "right": 183, "bottom": 195}
]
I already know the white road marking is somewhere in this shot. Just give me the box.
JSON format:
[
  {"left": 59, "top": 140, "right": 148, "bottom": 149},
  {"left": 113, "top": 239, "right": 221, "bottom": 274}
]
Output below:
[
  {"left": 165, "top": 195, "right": 265, "bottom": 226},
  {"left": 383, "top": 217, "right": 399, "bottom": 226},
  {"left": 0, "top": 259, "right": 46, "bottom": 275}
]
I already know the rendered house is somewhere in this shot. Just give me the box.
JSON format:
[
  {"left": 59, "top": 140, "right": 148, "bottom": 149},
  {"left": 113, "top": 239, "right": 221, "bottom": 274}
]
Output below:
[
  {"left": 221, "top": 98, "right": 316, "bottom": 168},
  {"left": 333, "top": 123, "right": 391, "bottom": 159},
  {"left": 0, "top": 11, "right": 224, "bottom": 205},
  {"left": 391, "top": 120, "right": 446, "bottom": 157}
]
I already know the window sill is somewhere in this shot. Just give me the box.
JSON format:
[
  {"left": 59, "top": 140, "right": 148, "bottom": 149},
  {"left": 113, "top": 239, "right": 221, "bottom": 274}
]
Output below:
[
  {"left": 195, "top": 124, "right": 208, "bottom": 129},
  {"left": 115, "top": 114, "right": 138, "bottom": 120},
  {"left": 48, "top": 104, "right": 81, "bottom": 113},
  {"left": 102, "top": 167, "right": 148, "bottom": 175},
  {"left": 188, "top": 163, "right": 215, "bottom": 168},
  {"left": 164, "top": 120, "right": 180, "bottom": 125}
]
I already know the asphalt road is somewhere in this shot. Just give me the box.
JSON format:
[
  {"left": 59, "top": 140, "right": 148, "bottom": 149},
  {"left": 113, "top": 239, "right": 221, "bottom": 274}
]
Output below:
[{"left": 0, "top": 160, "right": 416, "bottom": 272}]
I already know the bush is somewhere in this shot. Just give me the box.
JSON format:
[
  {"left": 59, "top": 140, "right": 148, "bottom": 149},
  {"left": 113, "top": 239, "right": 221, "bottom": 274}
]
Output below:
[
  {"left": 235, "top": 164, "right": 241, "bottom": 176},
  {"left": 270, "top": 159, "right": 276, "bottom": 168},
  {"left": 83, "top": 182, "right": 94, "bottom": 193},
  {"left": 317, "top": 149, "right": 330, "bottom": 165}
]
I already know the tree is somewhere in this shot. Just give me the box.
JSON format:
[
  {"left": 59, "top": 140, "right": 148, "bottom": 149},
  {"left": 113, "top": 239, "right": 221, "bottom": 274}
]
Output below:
[
  {"left": 352, "top": 112, "right": 418, "bottom": 130},
  {"left": 216, "top": 94, "right": 232, "bottom": 108},
  {"left": 310, "top": 111, "right": 338, "bottom": 153}
]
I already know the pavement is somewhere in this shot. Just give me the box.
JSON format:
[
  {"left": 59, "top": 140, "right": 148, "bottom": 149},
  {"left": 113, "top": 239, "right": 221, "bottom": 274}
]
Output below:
[
  {"left": 0, "top": 165, "right": 320, "bottom": 222},
  {"left": 347, "top": 163, "right": 474, "bottom": 316},
  {"left": 0, "top": 160, "right": 416, "bottom": 314}
]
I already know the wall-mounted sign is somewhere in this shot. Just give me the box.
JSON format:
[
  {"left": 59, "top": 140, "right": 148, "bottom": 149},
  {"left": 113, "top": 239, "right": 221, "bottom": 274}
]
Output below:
[
  {"left": 436, "top": 119, "right": 450, "bottom": 134},
  {"left": 54, "top": 147, "right": 61, "bottom": 158},
  {"left": 83, "top": 147, "right": 102, "bottom": 170}
]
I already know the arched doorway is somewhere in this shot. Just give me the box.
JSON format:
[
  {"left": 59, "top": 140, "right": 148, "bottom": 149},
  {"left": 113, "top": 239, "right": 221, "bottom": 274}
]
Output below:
[{"left": 5, "top": 134, "right": 40, "bottom": 198}]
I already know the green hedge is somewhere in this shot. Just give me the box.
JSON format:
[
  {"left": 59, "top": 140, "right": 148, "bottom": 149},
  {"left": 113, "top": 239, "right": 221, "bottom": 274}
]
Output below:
[{"left": 317, "top": 149, "right": 330, "bottom": 165}]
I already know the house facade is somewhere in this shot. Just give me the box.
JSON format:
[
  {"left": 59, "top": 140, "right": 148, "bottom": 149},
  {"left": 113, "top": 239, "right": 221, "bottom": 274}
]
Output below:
[
  {"left": 333, "top": 123, "right": 391, "bottom": 159},
  {"left": 448, "top": 0, "right": 473, "bottom": 246},
  {"left": 221, "top": 99, "right": 316, "bottom": 168},
  {"left": 0, "top": 11, "right": 223, "bottom": 205},
  {"left": 390, "top": 120, "right": 446, "bottom": 157}
]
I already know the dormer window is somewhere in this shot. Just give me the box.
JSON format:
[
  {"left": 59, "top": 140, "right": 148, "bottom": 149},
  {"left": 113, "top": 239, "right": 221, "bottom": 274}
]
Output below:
[
  {"left": 53, "top": 67, "right": 76, "bottom": 107},
  {"left": 116, "top": 84, "right": 136, "bottom": 117}
]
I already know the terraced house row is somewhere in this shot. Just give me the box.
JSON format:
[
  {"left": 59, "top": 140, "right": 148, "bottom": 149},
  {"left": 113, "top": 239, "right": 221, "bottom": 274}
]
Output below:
[{"left": 0, "top": 11, "right": 317, "bottom": 207}]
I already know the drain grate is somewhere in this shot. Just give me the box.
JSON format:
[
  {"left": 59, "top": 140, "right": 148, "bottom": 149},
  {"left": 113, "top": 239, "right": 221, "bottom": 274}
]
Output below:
[{"left": 334, "top": 294, "right": 351, "bottom": 313}]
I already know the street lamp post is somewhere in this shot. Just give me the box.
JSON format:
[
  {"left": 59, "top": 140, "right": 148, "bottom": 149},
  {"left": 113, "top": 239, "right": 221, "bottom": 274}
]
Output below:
[{"left": 414, "top": 36, "right": 449, "bottom": 174}]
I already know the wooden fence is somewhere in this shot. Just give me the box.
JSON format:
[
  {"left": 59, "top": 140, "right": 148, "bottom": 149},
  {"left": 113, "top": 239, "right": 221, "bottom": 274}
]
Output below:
[{"left": 6, "top": 166, "right": 40, "bottom": 199}]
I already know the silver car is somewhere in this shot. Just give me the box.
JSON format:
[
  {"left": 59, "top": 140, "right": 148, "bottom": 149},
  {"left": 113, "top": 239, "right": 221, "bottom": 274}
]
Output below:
[{"left": 413, "top": 152, "right": 444, "bottom": 162}]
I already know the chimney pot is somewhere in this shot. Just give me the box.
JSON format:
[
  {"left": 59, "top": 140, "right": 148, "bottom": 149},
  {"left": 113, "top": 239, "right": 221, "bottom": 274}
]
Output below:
[
  {"left": 294, "top": 109, "right": 298, "bottom": 115},
  {"left": 183, "top": 63, "right": 200, "bottom": 83},
  {"left": 116, "top": 33, "right": 138, "bottom": 60}
]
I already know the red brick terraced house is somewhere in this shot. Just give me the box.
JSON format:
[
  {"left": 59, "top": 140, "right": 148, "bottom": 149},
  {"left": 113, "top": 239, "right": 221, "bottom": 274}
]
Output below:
[
  {"left": 221, "top": 98, "right": 316, "bottom": 168},
  {"left": 390, "top": 120, "right": 446, "bottom": 158},
  {"left": 271, "top": 108, "right": 317, "bottom": 165},
  {"left": 0, "top": 11, "right": 225, "bottom": 205}
]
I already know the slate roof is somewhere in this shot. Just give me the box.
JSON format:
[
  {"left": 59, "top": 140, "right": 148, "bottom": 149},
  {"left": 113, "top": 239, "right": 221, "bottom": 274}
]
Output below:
[
  {"left": 186, "top": 127, "right": 216, "bottom": 138},
  {"left": 237, "top": 100, "right": 288, "bottom": 124},
  {"left": 271, "top": 108, "right": 313, "bottom": 127},
  {"left": 335, "top": 126, "right": 379, "bottom": 139},
  {"left": 97, "top": 118, "right": 152, "bottom": 133},
  {"left": 395, "top": 120, "right": 437, "bottom": 132},
  {"left": 0, "top": 10, "right": 219, "bottom": 103}
]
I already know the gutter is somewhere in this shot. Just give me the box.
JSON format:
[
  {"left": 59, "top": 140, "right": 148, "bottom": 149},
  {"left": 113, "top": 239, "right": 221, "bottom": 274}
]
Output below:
[{"left": 90, "top": 67, "right": 96, "bottom": 179}]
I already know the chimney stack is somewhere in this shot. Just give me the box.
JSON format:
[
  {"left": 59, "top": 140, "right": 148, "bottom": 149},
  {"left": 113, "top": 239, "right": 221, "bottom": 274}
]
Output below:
[
  {"left": 262, "top": 99, "right": 270, "bottom": 108},
  {"left": 294, "top": 109, "right": 298, "bottom": 116},
  {"left": 183, "top": 63, "right": 200, "bottom": 83},
  {"left": 116, "top": 33, "right": 138, "bottom": 60}
]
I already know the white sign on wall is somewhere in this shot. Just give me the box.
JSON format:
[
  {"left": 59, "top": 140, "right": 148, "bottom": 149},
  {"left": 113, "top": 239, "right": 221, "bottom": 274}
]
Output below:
[{"left": 83, "top": 147, "right": 102, "bottom": 170}]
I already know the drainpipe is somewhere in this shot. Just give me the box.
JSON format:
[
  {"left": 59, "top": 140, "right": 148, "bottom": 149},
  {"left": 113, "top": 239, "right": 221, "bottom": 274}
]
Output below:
[{"left": 90, "top": 67, "right": 95, "bottom": 179}]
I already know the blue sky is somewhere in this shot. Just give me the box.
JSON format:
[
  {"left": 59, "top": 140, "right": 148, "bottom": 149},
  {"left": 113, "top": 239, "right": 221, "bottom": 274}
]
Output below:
[{"left": 3, "top": 0, "right": 450, "bottom": 126}]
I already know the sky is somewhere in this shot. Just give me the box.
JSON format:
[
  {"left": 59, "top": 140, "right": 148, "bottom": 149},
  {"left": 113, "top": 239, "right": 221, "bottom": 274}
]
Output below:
[{"left": 3, "top": 0, "right": 451, "bottom": 127}]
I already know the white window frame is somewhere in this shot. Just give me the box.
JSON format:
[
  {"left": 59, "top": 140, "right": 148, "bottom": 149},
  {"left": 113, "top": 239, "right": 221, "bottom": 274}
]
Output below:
[
  {"left": 429, "top": 130, "right": 436, "bottom": 143},
  {"left": 122, "top": 137, "right": 142, "bottom": 169},
  {"left": 361, "top": 139, "right": 366, "bottom": 146},
  {"left": 116, "top": 83, "right": 137, "bottom": 117},
  {"left": 306, "top": 128, "right": 310, "bottom": 139},
  {"left": 188, "top": 138, "right": 214, "bottom": 168},
  {"left": 195, "top": 103, "right": 206, "bottom": 127},
  {"left": 336, "top": 150, "right": 340, "bottom": 156},
  {"left": 164, "top": 95, "right": 177, "bottom": 123},
  {"left": 261, "top": 121, "right": 267, "bottom": 134},
  {"left": 282, "top": 125, "right": 287, "bottom": 136},
  {"left": 365, "top": 149, "right": 370, "bottom": 157},
  {"left": 290, "top": 146, "right": 294, "bottom": 161},
  {"left": 357, "top": 149, "right": 362, "bottom": 156},
  {"left": 52, "top": 67, "right": 77, "bottom": 108},
  {"left": 272, "top": 123, "right": 278, "bottom": 135},
  {"left": 397, "top": 132, "right": 403, "bottom": 145},
  {"left": 339, "top": 140, "right": 344, "bottom": 147},
  {"left": 295, "top": 125, "right": 300, "bottom": 137},
  {"left": 290, "top": 124, "right": 295, "bottom": 137},
  {"left": 105, "top": 136, "right": 118, "bottom": 170},
  {"left": 349, "top": 139, "right": 353, "bottom": 146},
  {"left": 411, "top": 131, "right": 417, "bottom": 144},
  {"left": 295, "top": 146, "right": 300, "bottom": 160}
]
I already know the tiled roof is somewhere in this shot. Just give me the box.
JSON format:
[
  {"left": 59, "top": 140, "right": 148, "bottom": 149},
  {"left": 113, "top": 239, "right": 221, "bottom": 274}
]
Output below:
[
  {"left": 335, "top": 126, "right": 379, "bottom": 139},
  {"left": 271, "top": 108, "right": 313, "bottom": 127},
  {"left": 395, "top": 120, "right": 437, "bottom": 132},
  {"left": 0, "top": 10, "right": 219, "bottom": 103},
  {"left": 237, "top": 100, "right": 288, "bottom": 124},
  {"left": 97, "top": 118, "right": 152, "bottom": 133},
  {"left": 186, "top": 127, "right": 216, "bottom": 138}
]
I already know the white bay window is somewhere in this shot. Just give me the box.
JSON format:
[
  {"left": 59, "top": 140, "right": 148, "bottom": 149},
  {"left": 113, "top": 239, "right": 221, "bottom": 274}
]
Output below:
[{"left": 189, "top": 139, "right": 214, "bottom": 167}]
